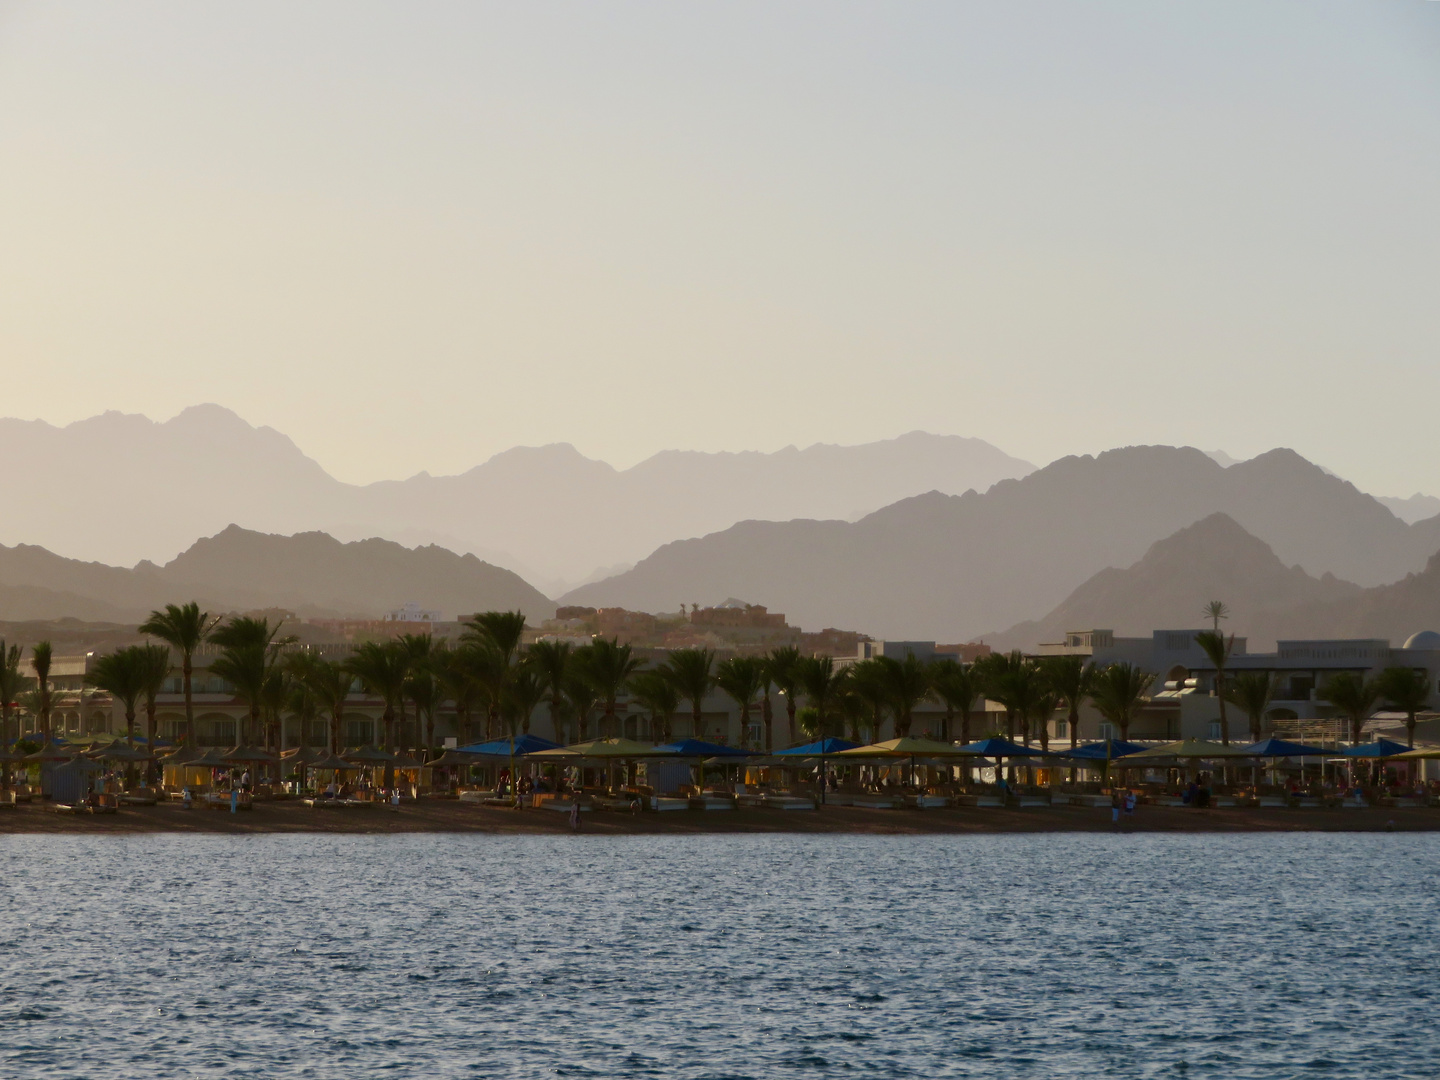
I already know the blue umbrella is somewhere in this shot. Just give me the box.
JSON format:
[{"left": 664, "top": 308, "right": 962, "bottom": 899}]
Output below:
[
  {"left": 1062, "top": 739, "right": 1149, "bottom": 761},
  {"left": 774, "top": 738, "right": 858, "bottom": 805},
  {"left": 1241, "top": 737, "right": 1332, "bottom": 758},
  {"left": 657, "top": 739, "right": 751, "bottom": 758},
  {"left": 1341, "top": 737, "right": 1411, "bottom": 758},
  {"left": 458, "top": 734, "right": 563, "bottom": 758},
  {"left": 956, "top": 736, "right": 1058, "bottom": 758},
  {"left": 774, "top": 738, "right": 859, "bottom": 756}
]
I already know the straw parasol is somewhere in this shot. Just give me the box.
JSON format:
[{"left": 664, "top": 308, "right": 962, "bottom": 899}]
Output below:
[
  {"left": 224, "top": 745, "right": 279, "bottom": 764},
  {"left": 342, "top": 744, "right": 397, "bottom": 764},
  {"left": 1391, "top": 746, "right": 1440, "bottom": 760},
  {"left": 309, "top": 752, "right": 356, "bottom": 772},
  {"left": 88, "top": 742, "right": 154, "bottom": 763},
  {"left": 25, "top": 743, "right": 78, "bottom": 763},
  {"left": 838, "top": 736, "right": 979, "bottom": 791},
  {"left": 427, "top": 749, "right": 480, "bottom": 767}
]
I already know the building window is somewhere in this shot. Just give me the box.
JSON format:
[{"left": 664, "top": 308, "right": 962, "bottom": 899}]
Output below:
[
  {"left": 1208, "top": 721, "right": 1222, "bottom": 740},
  {"left": 1056, "top": 720, "right": 1068, "bottom": 739},
  {"left": 345, "top": 720, "right": 374, "bottom": 746},
  {"left": 1098, "top": 722, "right": 1116, "bottom": 741}
]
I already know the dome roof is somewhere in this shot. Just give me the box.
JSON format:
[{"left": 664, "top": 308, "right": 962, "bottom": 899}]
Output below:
[{"left": 1402, "top": 630, "right": 1440, "bottom": 651}]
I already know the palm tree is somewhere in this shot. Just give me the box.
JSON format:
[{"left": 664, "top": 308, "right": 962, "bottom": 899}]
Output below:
[
  {"left": 1376, "top": 666, "right": 1432, "bottom": 748},
  {"left": 1088, "top": 662, "right": 1154, "bottom": 742},
  {"left": 395, "top": 633, "right": 436, "bottom": 752},
  {"left": 1039, "top": 655, "right": 1096, "bottom": 750},
  {"left": 344, "top": 639, "right": 410, "bottom": 773},
  {"left": 564, "top": 656, "right": 601, "bottom": 743},
  {"left": 974, "top": 651, "right": 1024, "bottom": 739},
  {"left": 0, "top": 640, "right": 27, "bottom": 745},
  {"left": 986, "top": 653, "right": 1046, "bottom": 745},
  {"left": 628, "top": 670, "right": 679, "bottom": 743},
  {"left": 1225, "top": 671, "right": 1281, "bottom": 742},
  {"left": 527, "top": 640, "right": 574, "bottom": 744},
  {"left": 1194, "top": 630, "right": 1236, "bottom": 745},
  {"left": 584, "top": 638, "right": 643, "bottom": 738},
  {"left": 1031, "top": 691, "right": 1061, "bottom": 752},
  {"left": 716, "top": 656, "right": 765, "bottom": 747},
  {"left": 432, "top": 642, "right": 481, "bottom": 745},
  {"left": 136, "top": 644, "right": 170, "bottom": 781},
  {"left": 286, "top": 669, "right": 321, "bottom": 749},
  {"left": 260, "top": 665, "right": 288, "bottom": 753},
  {"left": 662, "top": 648, "right": 716, "bottom": 741},
  {"left": 767, "top": 646, "right": 802, "bottom": 747},
  {"left": 876, "top": 653, "right": 930, "bottom": 738},
  {"left": 30, "top": 641, "right": 55, "bottom": 742},
  {"left": 139, "top": 603, "right": 220, "bottom": 747},
  {"left": 86, "top": 647, "right": 149, "bottom": 745},
  {"left": 502, "top": 664, "right": 547, "bottom": 738},
  {"left": 289, "top": 652, "right": 354, "bottom": 753},
  {"left": 929, "top": 658, "right": 982, "bottom": 744},
  {"left": 463, "top": 612, "right": 526, "bottom": 738},
  {"left": 796, "top": 655, "right": 850, "bottom": 741},
  {"left": 208, "top": 642, "right": 267, "bottom": 746},
  {"left": 1203, "top": 600, "right": 1230, "bottom": 632},
  {"left": 1321, "top": 671, "right": 1381, "bottom": 746},
  {"left": 847, "top": 659, "right": 890, "bottom": 743}
]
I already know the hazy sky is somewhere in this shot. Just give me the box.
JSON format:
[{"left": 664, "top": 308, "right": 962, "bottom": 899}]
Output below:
[{"left": 1, "top": 2, "right": 1437, "bottom": 494}]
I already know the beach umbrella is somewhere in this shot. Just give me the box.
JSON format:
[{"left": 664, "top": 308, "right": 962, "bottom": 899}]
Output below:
[
  {"left": 87, "top": 742, "right": 154, "bottom": 763},
  {"left": 24, "top": 743, "right": 78, "bottom": 763},
  {"left": 427, "top": 749, "right": 479, "bottom": 766},
  {"left": 837, "top": 737, "right": 977, "bottom": 792},
  {"left": 159, "top": 745, "right": 204, "bottom": 767},
  {"left": 1063, "top": 739, "right": 1150, "bottom": 761},
  {"left": 774, "top": 738, "right": 859, "bottom": 756},
  {"left": 342, "top": 744, "right": 398, "bottom": 764},
  {"left": 956, "top": 736, "right": 1058, "bottom": 758},
  {"left": 224, "top": 745, "right": 279, "bottom": 764},
  {"left": 1341, "top": 738, "right": 1411, "bottom": 759},
  {"left": 1117, "top": 739, "right": 1254, "bottom": 763},
  {"left": 1240, "top": 738, "right": 1332, "bottom": 758},
  {"left": 1391, "top": 746, "right": 1440, "bottom": 760},
  {"left": 528, "top": 738, "right": 672, "bottom": 759},
  {"left": 456, "top": 734, "right": 562, "bottom": 757},
  {"left": 310, "top": 752, "right": 356, "bottom": 772}
]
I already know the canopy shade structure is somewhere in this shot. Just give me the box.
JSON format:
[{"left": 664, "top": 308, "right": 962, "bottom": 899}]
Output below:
[
  {"left": 836, "top": 737, "right": 977, "bottom": 758},
  {"left": 342, "top": 745, "right": 398, "bottom": 764},
  {"left": 657, "top": 739, "right": 752, "bottom": 758},
  {"left": 774, "top": 738, "right": 860, "bottom": 757},
  {"left": 1341, "top": 738, "right": 1413, "bottom": 759},
  {"left": 1239, "top": 737, "right": 1333, "bottom": 758},
  {"left": 390, "top": 754, "right": 421, "bottom": 769},
  {"left": 87, "top": 742, "right": 154, "bottom": 763},
  {"left": 224, "top": 745, "right": 279, "bottom": 765},
  {"left": 309, "top": 753, "right": 357, "bottom": 771},
  {"left": 281, "top": 746, "right": 332, "bottom": 766},
  {"left": 457, "top": 734, "right": 562, "bottom": 757},
  {"left": 175, "top": 748, "right": 235, "bottom": 769},
  {"left": 1390, "top": 746, "right": 1440, "bottom": 760},
  {"left": 0, "top": 745, "right": 30, "bottom": 763},
  {"left": 955, "top": 737, "right": 1057, "bottom": 759},
  {"left": 529, "top": 738, "right": 677, "bottom": 760},
  {"left": 426, "top": 750, "right": 480, "bottom": 767},
  {"left": 1062, "top": 739, "right": 1150, "bottom": 761},
  {"left": 25, "top": 743, "right": 79, "bottom": 762},
  {"left": 1117, "top": 739, "right": 1255, "bottom": 762},
  {"left": 159, "top": 746, "right": 204, "bottom": 766}
]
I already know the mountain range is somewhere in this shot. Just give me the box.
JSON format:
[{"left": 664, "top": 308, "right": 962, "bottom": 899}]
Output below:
[
  {"left": 0, "top": 526, "right": 552, "bottom": 624},
  {"left": 991, "top": 512, "right": 1440, "bottom": 652},
  {"left": 562, "top": 445, "right": 1440, "bottom": 641},
  {"left": 0, "top": 405, "right": 1034, "bottom": 593}
]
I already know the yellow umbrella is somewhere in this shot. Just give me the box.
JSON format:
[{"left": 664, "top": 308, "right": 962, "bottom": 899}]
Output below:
[
  {"left": 836, "top": 737, "right": 978, "bottom": 758},
  {"left": 1390, "top": 746, "right": 1440, "bottom": 760},
  {"left": 528, "top": 738, "right": 674, "bottom": 759},
  {"left": 1119, "top": 738, "right": 1255, "bottom": 762}
]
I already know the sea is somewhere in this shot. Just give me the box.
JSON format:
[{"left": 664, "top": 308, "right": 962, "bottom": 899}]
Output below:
[{"left": 1, "top": 832, "right": 1437, "bottom": 1078}]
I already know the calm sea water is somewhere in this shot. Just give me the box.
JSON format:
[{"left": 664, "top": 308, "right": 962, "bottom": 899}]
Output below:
[{"left": 1, "top": 832, "right": 1437, "bottom": 1078}]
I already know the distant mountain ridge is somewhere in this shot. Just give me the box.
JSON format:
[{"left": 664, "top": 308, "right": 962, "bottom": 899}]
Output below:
[
  {"left": 992, "top": 512, "right": 1440, "bottom": 651},
  {"left": 563, "top": 445, "right": 1440, "bottom": 640},
  {"left": 989, "top": 513, "right": 1365, "bottom": 651},
  {"left": 0, "top": 525, "right": 554, "bottom": 623},
  {"left": 0, "top": 406, "right": 1035, "bottom": 590}
]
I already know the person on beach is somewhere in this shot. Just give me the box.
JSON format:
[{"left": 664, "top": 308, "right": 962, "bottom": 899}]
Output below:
[
  {"left": 1110, "top": 789, "right": 1121, "bottom": 826},
  {"left": 182, "top": 786, "right": 192, "bottom": 810},
  {"left": 1123, "top": 790, "right": 1137, "bottom": 821},
  {"left": 569, "top": 801, "right": 581, "bottom": 831}
]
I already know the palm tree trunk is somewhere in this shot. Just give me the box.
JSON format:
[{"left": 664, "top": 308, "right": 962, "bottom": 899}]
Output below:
[
  {"left": 182, "top": 654, "right": 194, "bottom": 748},
  {"left": 693, "top": 702, "right": 703, "bottom": 742},
  {"left": 762, "top": 691, "right": 773, "bottom": 753},
  {"left": 1069, "top": 702, "right": 1080, "bottom": 749}
]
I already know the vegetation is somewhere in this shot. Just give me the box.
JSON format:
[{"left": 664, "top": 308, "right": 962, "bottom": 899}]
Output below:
[
  {"left": 661, "top": 648, "right": 716, "bottom": 742},
  {"left": 1039, "top": 656, "right": 1094, "bottom": 750},
  {"left": 139, "top": 603, "right": 220, "bottom": 747},
  {"left": 1320, "top": 671, "right": 1381, "bottom": 746},
  {"left": 1087, "top": 662, "right": 1154, "bottom": 743},
  {"left": 1194, "top": 630, "right": 1236, "bottom": 745},
  {"left": 1225, "top": 671, "right": 1281, "bottom": 742},
  {"left": 1376, "top": 666, "right": 1432, "bottom": 748}
]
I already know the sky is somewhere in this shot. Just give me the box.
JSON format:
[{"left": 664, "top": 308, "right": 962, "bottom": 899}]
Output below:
[{"left": 0, "top": 2, "right": 1437, "bottom": 494}]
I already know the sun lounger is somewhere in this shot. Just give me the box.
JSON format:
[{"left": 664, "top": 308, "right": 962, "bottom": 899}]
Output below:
[
  {"left": 1293, "top": 796, "right": 1324, "bottom": 809},
  {"left": 651, "top": 796, "right": 687, "bottom": 811},
  {"left": 762, "top": 795, "right": 815, "bottom": 810},
  {"left": 1154, "top": 795, "right": 1186, "bottom": 807},
  {"left": 541, "top": 799, "right": 592, "bottom": 812},
  {"left": 954, "top": 794, "right": 1004, "bottom": 808},
  {"left": 1388, "top": 797, "right": 1425, "bottom": 809},
  {"left": 1016, "top": 794, "right": 1051, "bottom": 808},
  {"left": 1063, "top": 793, "right": 1112, "bottom": 808},
  {"left": 1256, "top": 795, "right": 1288, "bottom": 808},
  {"left": 120, "top": 790, "right": 159, "bottom": 806},
  {"left": 689, "top": 795, "right": 734, "bottom": 811},
  {"left": 849, "top": 795, "right": 901, "bottom": 809},
  {"left": 905, "top": 794, "right": 950, "bottom": 809}
]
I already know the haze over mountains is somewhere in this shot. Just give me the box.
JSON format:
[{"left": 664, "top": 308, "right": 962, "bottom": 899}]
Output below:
[
  {"left": 564, "top": 446, "right": 1440, "bottom": 641},
  {"left": 0, "top": 406, "right": 1034, "bottom": 593},
  {"left": 992, "top": 512, "right": 1440, "bottom": 652},
  {"left": 0, "top": 526, "right": 552, "bottom": 624}
]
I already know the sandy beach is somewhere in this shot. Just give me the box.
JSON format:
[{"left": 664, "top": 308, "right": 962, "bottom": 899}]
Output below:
[{"left": 1, "top": 799, "right": 1436, "bottom": 835}]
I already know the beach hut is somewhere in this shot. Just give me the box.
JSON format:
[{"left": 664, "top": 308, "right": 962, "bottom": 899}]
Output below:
[{"left": 656, "top": 738, "right": 750, "bottom": 794}]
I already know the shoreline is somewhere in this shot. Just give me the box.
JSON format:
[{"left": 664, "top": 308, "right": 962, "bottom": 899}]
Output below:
[{"left": 1, "top": 800, "right": 1437, "bottom": 835}]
